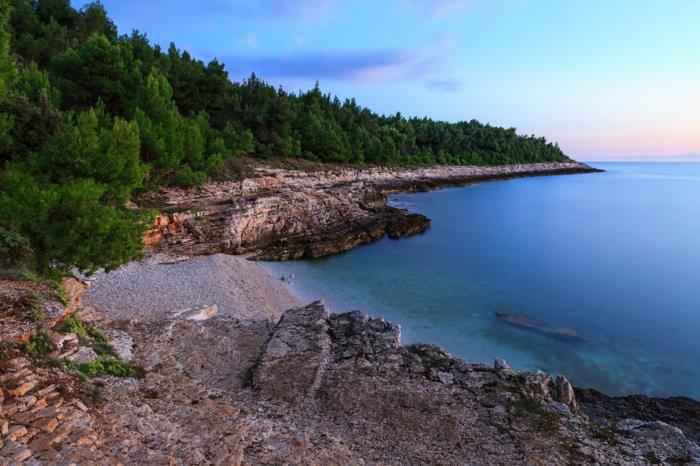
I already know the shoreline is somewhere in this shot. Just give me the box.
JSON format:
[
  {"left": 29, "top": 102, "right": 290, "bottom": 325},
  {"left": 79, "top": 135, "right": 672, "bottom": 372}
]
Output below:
[
  {"left": 81, "top": 249, "right": 700, "bottom": 449},
  {"left": 141, "top": 161, "right": 600, "bottom": 261},
  {"left": 137, "top": 160, "right": 700, "bottom": 415},
  {"left": 7, "top": 162, "right": 700, "bottom": 463},
  {"left": 4, "top": 161, "right": 700, "bottom": 462},
  {"left": 259, "top": 257, "right": 700, "bottom": 442}
]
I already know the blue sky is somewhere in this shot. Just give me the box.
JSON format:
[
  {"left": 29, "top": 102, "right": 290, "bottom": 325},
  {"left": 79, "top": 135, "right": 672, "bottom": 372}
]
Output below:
[{"left": 72, "top": 0, "right": 700, "bottom": 161}]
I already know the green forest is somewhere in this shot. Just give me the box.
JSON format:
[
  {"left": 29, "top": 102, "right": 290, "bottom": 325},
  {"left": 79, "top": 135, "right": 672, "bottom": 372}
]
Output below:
[{"left": 0, "top": 0, "right": 569, "bottom": 275}]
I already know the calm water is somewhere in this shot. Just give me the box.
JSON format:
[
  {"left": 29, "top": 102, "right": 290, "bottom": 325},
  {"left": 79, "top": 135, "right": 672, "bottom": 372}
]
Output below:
[{"left": 262, "top": 163, "right": 700, "bottom": 399}]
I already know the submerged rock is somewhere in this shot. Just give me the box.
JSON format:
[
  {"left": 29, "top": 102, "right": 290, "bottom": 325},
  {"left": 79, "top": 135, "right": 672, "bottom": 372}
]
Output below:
[{"left": 494, "top": 311, "right": 585, "bottom": 342}]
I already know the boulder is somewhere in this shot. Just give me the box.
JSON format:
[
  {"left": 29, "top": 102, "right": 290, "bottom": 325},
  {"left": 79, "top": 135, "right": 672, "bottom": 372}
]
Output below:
[
  {"left": 494, "top": 358, "right": 511, "bottom": 371},
  {"left": 554, "top": 375, "right": 578, "bottom": 413},
  {"left": 184, "top": 304, "right": 218, "bottom": 321},
  {"left": 251, "top": 301, "right": 332, "bottom": 405}
]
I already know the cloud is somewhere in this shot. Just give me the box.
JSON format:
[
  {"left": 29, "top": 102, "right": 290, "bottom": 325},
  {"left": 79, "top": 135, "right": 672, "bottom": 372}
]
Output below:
[
  {"left": 201, "top": 0, "right": 332, "bottom": 21},
  {"left": 205, "top": 0, "right": 471, "bottom": 21},
  {"left": 424, "top": 79, "right": 464, "bottom": 93},
  {"left": 408, "top": 0, "right": 473, "bottom": 18},
  {"left": 236, "top": 34, "right": 261, "bottom": 49},
  {"left": 225, "top": 49, "right": 438, "bottom": 82}
]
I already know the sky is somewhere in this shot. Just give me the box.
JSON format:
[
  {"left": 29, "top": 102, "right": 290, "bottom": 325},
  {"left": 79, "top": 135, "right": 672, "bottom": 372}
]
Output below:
[{"left": 72, "top": 0, "right": 700, "bottom": 161}]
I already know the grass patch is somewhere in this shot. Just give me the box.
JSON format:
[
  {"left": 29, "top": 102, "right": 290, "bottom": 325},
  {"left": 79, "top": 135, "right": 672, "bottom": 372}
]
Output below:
[
  {"left": 0, "top": 342, "right": 15, "bottom": 360},
  {"left": 24, "top": 291, "right": 45, "bottom": 322},
  {"left": 29, "top": 309, "right": 45, "bottom": 322},
  {"left": 78, "top": 358, "right": 141, "bottom": 378},
  {"left": 55, "top": 315, "right": 117, "bottom": 357},
  {"left": 81, "top": 381, "right": 104, "bottom": 406},
  {"left": 19, "top": 270, "right": 40, "bottom": 283},
  {"left": 50, "top": 356, "right": 142, "bottom": 379},
  {"left": 22, "top": 332, "right": 54, "bottom": 358},
  {"left": 509, "top": 396, "right": 561, "bottom": 431},
  {"left": 0, "top": 268, "right": 39, "bottom": 282},
  {"left": 50, "top": 282, "right": 69, "bottom": 306}
]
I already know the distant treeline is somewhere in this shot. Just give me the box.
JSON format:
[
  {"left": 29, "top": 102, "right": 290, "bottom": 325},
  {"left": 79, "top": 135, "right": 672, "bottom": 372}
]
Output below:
[{"left": 0, "top": 0, "right": 568, "bottom": 274}]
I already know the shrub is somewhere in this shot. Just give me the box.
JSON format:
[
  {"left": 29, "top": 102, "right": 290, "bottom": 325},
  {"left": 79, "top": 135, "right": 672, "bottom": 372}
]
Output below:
[
  {"left": 22, "top": 332, "right": 54, "bottom": 358},
  {"left": 78, "top": 358, "right": 140, "bottom": 378},
  {"left": 55, "top": 314, "right": 116, "bottom": 357}
]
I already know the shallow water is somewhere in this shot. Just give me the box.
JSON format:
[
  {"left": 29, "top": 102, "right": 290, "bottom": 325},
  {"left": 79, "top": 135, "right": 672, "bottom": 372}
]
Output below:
[{"left": 262, "top": 163, "right": 700, "bottom": 399}]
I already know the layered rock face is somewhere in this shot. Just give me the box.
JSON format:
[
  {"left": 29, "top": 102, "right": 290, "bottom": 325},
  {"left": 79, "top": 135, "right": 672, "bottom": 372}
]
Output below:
[
  {"left": 0, "top": 279, "right": 126, "bottom": 463},
  {"left": 141, "top": 162, "right": 598, "bottom": 260}
]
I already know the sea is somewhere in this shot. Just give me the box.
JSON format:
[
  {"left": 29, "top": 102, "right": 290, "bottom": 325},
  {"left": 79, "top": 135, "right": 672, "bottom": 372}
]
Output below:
[{"left": 262, "top": 163, "right": 700, "bottom": 399}]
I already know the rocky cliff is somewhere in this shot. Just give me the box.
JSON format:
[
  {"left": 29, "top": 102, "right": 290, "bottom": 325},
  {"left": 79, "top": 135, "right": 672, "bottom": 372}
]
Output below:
[
  {"left": 140, "top": 161, "right": 598, "bottom": 260},
  {"left": 2, "top": 278, "right": 699, "bottom": 465}
]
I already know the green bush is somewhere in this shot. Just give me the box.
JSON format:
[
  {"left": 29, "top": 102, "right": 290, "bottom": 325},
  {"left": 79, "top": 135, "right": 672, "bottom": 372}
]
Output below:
[
  {"left": 22, "top": 332, "right": 54, "bottom": 358},
  {"left": 0, "top": 170, "right": 150, "bottom": 274},
  {"left": 78, "top": 358, "right": 139, "bottom": 378},
  {"left": 55, "top": 314, "right": 117, "bottom": 357}
]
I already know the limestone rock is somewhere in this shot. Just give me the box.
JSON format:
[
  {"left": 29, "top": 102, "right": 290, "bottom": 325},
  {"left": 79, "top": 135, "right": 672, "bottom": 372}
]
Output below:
[
  {"left": 616, "top": 419, "right": 700, "bottom": 464},
  {"left": 251, "top": 301, "right": 331, "bottom": 405},
  {"left": 5, "top": 272, "right": 700, "bottom": 465},
  {"left": 494, "top": 357, "right": 511, "bottom": 371},
  {"left": 67, "top": 346, "right": 98, "bottom": 364},
  {"left": 107, "top": 329, "right": 134, "bottom": 362},
  {"left": 554, "top": 375, "right": 578, "bottom": 413},
  {"left": 184, "top": 304, "right": 218, "bottom": 321},
  {"left": 51, "top": 333, "right": 78, "bottom": 350},
  {"left": 524, "top": 371, "right": 553, "bottom": 399}
]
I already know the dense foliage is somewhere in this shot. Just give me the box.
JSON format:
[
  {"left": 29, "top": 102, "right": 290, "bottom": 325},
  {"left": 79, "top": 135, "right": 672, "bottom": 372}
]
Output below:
[{"left": 0, "top": 0, "right": 568, "bottom": 274}]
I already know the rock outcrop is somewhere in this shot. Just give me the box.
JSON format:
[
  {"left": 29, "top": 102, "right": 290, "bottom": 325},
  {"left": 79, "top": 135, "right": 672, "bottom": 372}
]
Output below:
[
  {"left": 251, "top": 301, "right": 331, "bottom": 405},
  {"left": 576, "top": 387, "right": 700, "bottom": 445},
  {"left": 140, "top": 161, "right": 599, "bottom": 260}
]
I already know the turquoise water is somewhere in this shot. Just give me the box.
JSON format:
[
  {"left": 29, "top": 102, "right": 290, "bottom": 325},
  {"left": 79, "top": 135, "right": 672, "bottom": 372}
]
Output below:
[{"left": 262, "top": 163, "right": 700, "bottom": 399}]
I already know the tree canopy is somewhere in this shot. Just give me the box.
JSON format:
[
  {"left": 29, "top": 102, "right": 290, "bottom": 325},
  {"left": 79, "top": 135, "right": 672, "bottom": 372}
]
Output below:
[{"left": 0, "top": 0, "right": 569, "bottom": 274}]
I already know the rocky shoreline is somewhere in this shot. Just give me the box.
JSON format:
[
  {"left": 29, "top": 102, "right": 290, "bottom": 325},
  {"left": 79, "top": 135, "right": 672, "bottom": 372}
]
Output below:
[
  {"left": 2, "top": 272, "right": 700, "bottom": 464},
  {"left": 5, "top": 162, "right": 700, "bottom": 464},
  {"left": 141, "top": 161, "right": 600, "bottom": 260}
]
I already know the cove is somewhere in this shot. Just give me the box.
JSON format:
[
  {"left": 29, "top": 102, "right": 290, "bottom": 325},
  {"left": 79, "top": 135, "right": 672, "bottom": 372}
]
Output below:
[{"left": 262, "top": 163, "right": 700, "bottom": 399}]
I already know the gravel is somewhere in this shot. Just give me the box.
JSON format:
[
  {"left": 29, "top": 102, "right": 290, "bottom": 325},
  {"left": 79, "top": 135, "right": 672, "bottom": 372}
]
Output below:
[{"left": 82, "top": 254, "right": 302, "bottom": 322}]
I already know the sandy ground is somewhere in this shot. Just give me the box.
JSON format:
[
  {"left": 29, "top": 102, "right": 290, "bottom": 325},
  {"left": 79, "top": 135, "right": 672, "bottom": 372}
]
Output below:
[{"left": 82, "top": 254, "right": 302, "bottom": 322}]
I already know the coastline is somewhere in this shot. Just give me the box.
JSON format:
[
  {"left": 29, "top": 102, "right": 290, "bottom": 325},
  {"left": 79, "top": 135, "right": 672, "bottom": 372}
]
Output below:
[
  {"left": 259, "top": 252, "right": 700, "bottom": 446},
  {"left": 112, "top": 160, "right": 700, "bottom": 441},
  {"left": 4, "top": 163, "right": 700, "bottom": 463},
  {"left": 83, "top": 247, "right": 700, "bottom": 452},
  {"left": 140, "top": 161, "right": 600, "bottom": 261}
]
